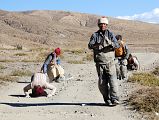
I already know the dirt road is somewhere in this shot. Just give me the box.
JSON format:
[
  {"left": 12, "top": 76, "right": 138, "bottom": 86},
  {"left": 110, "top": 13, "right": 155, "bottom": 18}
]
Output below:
[{"left": 0, "top": 53, "right": 159, "bottom": 120}]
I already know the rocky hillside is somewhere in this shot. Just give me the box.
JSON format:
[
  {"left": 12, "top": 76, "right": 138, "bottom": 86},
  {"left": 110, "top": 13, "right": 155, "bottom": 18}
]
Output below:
[{"left": 0, "top": 10, "right": 159, "bottom": 52}]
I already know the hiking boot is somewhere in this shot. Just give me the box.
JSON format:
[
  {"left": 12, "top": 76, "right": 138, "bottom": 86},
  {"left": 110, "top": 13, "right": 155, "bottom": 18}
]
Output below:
[
  {"left": 55, "top": 79, "right": 60, "bottom": 83},
  {"left": 105, "top": 100, "right": 113, "bottom": 106},
  {"left": 55, "top": 76, "right": 65, "bottom": 83},
  {"left": 112, "top": 99, "right": 120, "bottom": 105},
  {"left": 119, "top": 75, "right": 122, "bottom": 80},
  {"left": 123, "top": 78, "right": 127, "bottom": 81},
  {"left": 59, "top": 76, "right": 65, "bottom": 80}
]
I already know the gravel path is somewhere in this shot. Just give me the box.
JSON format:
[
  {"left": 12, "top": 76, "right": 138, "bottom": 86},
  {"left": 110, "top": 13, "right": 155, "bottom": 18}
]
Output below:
[{"left": 0, "top": 52, "right": 159, "bottom": 120}]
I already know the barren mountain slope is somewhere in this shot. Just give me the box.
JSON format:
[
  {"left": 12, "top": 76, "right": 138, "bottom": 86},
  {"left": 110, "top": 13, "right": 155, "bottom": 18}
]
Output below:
[{"left": 0, "top": 10, "right": 159, "bottom": 52}]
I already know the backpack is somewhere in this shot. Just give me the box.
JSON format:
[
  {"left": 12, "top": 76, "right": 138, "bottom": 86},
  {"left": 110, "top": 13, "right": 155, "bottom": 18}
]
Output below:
[{"left": 115, "top": 41, "right": 125, "bottom": 57}]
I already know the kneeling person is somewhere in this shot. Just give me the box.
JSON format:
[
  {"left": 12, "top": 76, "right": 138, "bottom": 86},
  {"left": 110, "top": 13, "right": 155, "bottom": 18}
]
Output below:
[
  {"left": 127, "top": 54, "right": 140, "bottom": 70},
  {"left": 23, "top": 72, "right": 56, "bottom": 98},
  {"left": 41, "top": 47, "right": 65, "bottom": 83}
]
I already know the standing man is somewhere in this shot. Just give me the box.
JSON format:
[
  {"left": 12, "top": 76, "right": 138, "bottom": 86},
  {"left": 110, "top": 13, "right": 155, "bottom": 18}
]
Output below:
[
  {"left": 88, "top": 17, "right": 120, "bottom": 106},
  {"left": 115, "top": 35, "right": 129, "bottom": 80}
]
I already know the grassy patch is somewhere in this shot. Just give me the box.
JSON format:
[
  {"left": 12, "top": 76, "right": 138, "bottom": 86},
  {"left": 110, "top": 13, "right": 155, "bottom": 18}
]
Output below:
[
  {"left": 0, "top": 59, "right": 16, "bottom": 62},
  {"left": 0, "top": 75, "right": 17, "bottom": 84},
  {"left": 0, "top": 64, "right": 6, "bottom": 69},
  {"left": 128, "top": 72, "right": 159, "bottom": 86},
  {"left": 128, "top": 68, "right": 159, "bottom": 119},
  {"left": 21, "top": 59, "right": 36, "bottom": 62},
  {"left": 71, "top": 49, "right": 84, "bottom": 55},
  {"left": 11, "top": 70, "right": 32, "bottom": 76},
  {"left": 14, "top": 53, "right": 27, "bottom": 56},
  {"left": 20, "top": 51, "right": 48, "bottom": 62}
]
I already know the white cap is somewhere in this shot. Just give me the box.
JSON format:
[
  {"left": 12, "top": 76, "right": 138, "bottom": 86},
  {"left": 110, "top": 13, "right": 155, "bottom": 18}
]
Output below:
[{"left": 98, "top": 17, "right": 109, "bottom": 24}]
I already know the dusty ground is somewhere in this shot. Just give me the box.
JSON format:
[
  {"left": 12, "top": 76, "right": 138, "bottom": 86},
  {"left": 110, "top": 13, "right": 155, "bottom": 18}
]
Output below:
[
  {"left": 0, "top": 52, "right": 159, "bottom": 120},
  {"left": 1, "top": 10, "right": 159, "bottom": 120}
]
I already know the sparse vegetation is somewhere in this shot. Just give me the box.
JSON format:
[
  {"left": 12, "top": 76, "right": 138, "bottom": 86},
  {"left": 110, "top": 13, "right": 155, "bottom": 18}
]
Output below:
[
  {"left": 152, "top": 66, "right": 159, "bottom": 76},
  {"left": 0, "top": 75, "right": 17, "bottom": 83},
  {"left": 11, "top": 70, "right": 32, "bottom": 76},
  {"left": 64, "top": 49, "right": 84, "bottom": 55},
  {"left": 15, "top": 44, "right": 23, "bottom": 50},
  {"left": 67, "top": 60, "right": 85, "bottom": 64},
  {"left": 83, "top": 53, "right": 93, "bottom": 61},
  {"left": 129, "top": 87, "right": 159, "bottom": 113},
  {"left": 30, "top": 47, "right": 49, "bottom": 52},
  {"left": 35, "top": 52, "right": 48, "bottom": 62},
  {"left": 70, "top": 49, "right": 84, "bottom": 55},
  {"left": 21, "top": 59, "right": 36, "bottom": 62},
  {"left": 128, "top": 72, "right": 159, "bottom": 86},
  {"left": 128, "top": 68, "right": 159, "bottom": 120},
  {"left": 14, "top": 53, "right": 27, "bottom": 56},
  {"left": 0, "top": 64, "right": 6, "bottom": 69},
  {"left": 0, "top": 59, "right": 16, "bottom": 62}
]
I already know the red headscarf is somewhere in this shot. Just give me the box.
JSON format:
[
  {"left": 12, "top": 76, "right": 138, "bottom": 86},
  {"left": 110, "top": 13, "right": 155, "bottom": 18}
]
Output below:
[
  {"left": 54, "top": 47, "right": 61, "bottom": 55},
  {"left": 32, "top": 85, "right": 46, "bottom": 97}
]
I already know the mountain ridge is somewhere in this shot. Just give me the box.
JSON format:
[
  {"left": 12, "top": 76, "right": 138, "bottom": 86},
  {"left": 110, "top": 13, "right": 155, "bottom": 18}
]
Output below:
[{"left": 0, "top": 10, "right": 159, "bottom": 52}]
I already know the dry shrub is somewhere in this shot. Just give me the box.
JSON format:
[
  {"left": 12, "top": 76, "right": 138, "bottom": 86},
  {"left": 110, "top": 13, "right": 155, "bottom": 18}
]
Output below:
[
  {"left": 152, "top": 66, "right": 159, "bottom": 76},
  {"left": 129, "top": 87, "right": 159, "bottom": 112},
  {"left": 15, "top": 44, "right": 23, "bottom": 50},
  {"left": 128, "top": 69, "right": 159, "bottom": 120}
]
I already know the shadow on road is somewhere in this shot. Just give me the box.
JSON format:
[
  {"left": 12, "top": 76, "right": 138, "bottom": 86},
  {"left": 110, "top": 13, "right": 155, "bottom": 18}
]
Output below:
[
  {"left": 0, "top": 102, "right": 107, "bottom": 107},
  {"left": 9, "top": 95, "right": 26, "bottom": 97},
  {"left": 17, "top": 81, "right": 30, "bottom": 83}
]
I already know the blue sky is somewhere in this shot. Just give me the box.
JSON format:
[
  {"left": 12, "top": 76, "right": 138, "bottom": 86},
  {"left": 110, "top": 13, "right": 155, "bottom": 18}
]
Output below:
[{"left": 0, "top": 0, "right": 159, "bottom": 23}]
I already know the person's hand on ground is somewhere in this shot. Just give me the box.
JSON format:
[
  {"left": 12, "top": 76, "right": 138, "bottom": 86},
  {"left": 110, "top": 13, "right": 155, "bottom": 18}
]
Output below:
[{"left": 47, "top": 94, "right": 52, "bottom": 98}]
